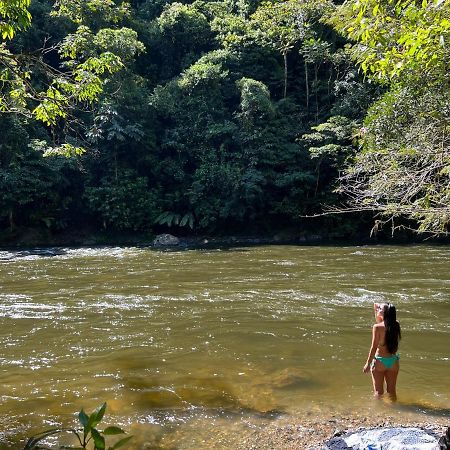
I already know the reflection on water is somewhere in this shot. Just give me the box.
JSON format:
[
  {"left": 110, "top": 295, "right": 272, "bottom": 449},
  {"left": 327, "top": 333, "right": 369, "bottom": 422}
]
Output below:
[{"left": 0, "top": 245, "right": 449, "bottom": 448}]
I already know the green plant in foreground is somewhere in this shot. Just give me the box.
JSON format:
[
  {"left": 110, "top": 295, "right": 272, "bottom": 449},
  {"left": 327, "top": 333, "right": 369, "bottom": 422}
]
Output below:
[{"left": 24, "top": 403, "right": 132, "bottom": 450}]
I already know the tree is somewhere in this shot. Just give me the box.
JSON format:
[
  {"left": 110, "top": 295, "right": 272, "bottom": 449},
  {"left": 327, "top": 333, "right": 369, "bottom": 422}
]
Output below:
[
  {"left": 0, "top": 117, "right": 75, "bottom": 231},
  {"left": 338, "top": 82, "right": 450, "bottom": 234},
  {"left": 301, "top": 115, "right": 359, "bottom": 199},
  {"left": 250, "top": 0, "right": 329, "bottom": 98},
  {"left": 1, "top": 0, "right": 378, "bottom": 240},
  {"left": 330, "top": 0, "right": 450, "bottom": 235},
  {"left": 155, "top": 2, "right": 214, "bottom": 78},
  {"left": 85, "top": 169, "right": 157, "bottom": 231},
  {"left": 300, "top": 37, "right": 330, "bottom": 118},
  {"left": 331, "top": 0, "right": 450, "bottom": 83},
  {"left": 0, "top": 0, "right": 139, "bottom": 154}
]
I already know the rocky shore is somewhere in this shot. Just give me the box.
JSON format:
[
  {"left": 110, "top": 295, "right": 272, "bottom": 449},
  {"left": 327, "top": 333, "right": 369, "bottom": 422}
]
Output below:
[
  {"left": 234, "top": 416, "right": 448, "bottom": 450},
  {"left": 149, "top": 410, "right": 449, "bottom": 449},
  {"left": 3, "top": 226, "right": 443, "bottom": 249}
]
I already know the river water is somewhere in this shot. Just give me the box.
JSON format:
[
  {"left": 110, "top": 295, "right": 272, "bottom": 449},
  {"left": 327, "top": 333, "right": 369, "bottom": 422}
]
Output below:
[{"left": 0, "top": 245, "right": 448, "bottom": 448}]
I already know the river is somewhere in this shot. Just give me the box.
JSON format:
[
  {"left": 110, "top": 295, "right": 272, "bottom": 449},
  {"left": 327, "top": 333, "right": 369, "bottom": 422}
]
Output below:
[{"left": 0, "top": 245, "right": 448, "bottom": 448}]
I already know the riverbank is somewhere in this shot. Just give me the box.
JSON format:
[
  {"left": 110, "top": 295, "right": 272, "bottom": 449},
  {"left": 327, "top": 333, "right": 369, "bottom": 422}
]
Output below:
[
  {"left": 131, "top": 410, "right": 449, "bottom": 449},
  {"left": 1, "top": 225, "right": 448, "bottom": 250},
  {"left": 236, "top": 415, "right": 448, "bottom": 450}
]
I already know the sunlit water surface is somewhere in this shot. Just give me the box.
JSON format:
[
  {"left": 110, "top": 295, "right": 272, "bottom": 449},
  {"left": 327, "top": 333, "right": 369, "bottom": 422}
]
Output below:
[{"left": 0, "top": 245, "right": 448, "bottom": 448}]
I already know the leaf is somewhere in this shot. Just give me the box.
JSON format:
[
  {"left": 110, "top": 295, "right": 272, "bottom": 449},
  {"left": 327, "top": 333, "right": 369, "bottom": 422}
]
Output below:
[
  {"left": 180, "top": 214, "right": 190, "bottom": 227},
  {"left": 109, "top": 436, "right": 133, "bottom": 449},
  {"left": 91, "top": 428, "right": 106, "bottom": 450},
  {"left": 79, "top": 409, "right": 89, "bottom": 429},
  {"left": 103, "top": 426, "right": 125, "bottom": 435},
  {"left": 89, "top": 403, "right": 107, "bottom": 428},
  {"left": 161, "top": 213, "right": 173, "bottom": 226},
  {"left": 155, "top": 211, "right": 170, "bottom": 223}
]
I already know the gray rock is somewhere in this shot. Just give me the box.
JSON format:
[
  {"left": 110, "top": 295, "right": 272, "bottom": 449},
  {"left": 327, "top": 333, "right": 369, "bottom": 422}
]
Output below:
[
  {"left": 323, "top": 427, "right": 439, "bottom": 450},
  {"left": 153, "top": 234, "right": 180, "bottom": 247}
]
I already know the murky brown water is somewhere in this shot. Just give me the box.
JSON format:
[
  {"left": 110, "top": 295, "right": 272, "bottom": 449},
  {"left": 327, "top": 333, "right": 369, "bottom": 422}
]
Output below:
[{"left": 0, "top": 245, "right": 449, "bottom": 448}]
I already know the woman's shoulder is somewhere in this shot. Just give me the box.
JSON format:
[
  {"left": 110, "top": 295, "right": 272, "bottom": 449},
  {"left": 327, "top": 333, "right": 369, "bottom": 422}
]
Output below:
[{"left": 373, "top": 323, "right": 385, "bottom": 329}]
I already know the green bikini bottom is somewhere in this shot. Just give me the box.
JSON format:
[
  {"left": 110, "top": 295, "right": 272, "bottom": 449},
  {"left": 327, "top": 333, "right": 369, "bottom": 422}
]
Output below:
[{"left": 374, "top": 354, "right": 400, "bottom": 369}]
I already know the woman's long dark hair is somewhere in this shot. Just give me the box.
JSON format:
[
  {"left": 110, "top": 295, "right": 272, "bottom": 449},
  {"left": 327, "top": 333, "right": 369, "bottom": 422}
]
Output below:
[{"left": 383, "top": 303, "right": 401, "bottom": 354}]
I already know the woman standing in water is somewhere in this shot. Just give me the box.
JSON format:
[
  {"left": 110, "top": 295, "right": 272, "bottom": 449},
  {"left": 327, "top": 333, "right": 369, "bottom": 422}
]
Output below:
[{"left": 363, "top": 303, "right": 401, "bottom": 399}]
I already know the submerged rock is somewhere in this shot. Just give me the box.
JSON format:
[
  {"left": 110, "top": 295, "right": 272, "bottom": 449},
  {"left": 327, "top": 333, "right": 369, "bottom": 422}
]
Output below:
[
  {"left": 323, "top": 427, "right": 440, "bottom": 450},
  {"left": 261, "top": 367, "right": 310, "bottom": 389}
]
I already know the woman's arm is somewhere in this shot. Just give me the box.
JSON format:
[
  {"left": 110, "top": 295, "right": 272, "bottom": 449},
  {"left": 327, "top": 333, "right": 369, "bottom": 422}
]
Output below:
[
  {"left": 373, "top": 303, "right": 378, "bottom": 321},
  {"left": 363, "top": 325, "right": 379, "bottom": 373}
]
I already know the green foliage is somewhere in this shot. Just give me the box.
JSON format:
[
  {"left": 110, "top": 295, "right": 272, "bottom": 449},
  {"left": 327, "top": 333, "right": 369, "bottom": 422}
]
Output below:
[
  {"left": 0, "top": 117, "right": 78, "bottom": 232},
  {"left": 299, "top": 115, "right": 359, "bottom": 202},
  {"left": 1, "top": 0, "right": 135, "bottom": 135},
  {"left": 157, "top": 2, "right": 212, "bottom": 46},
  {"left": 249, "top": 0, "right": 332, "bottom": 97},
  {"left": 0, "top": 0, "right": 32, "bottom": 40},
  {"left": 1, "top": 0, "right": 385, "bottom": 240},
  {"left": 189, "top": 153, "right": 252, "bottom": 227},
  {"left": 178, "top": 51, "right": 229, "bottom": 91},
  {"left": 30, "top": 140, "right": 86, "bottom": 158},
  {"left": 24, "top": 403, "right": 132, "bottom": 450},
  {"left": 85, "top": 170, "right": 157, "bottom": 231},
  {"left": 251, "top": 0, "right": 312, "bottom": 53},
  {"left": 156, "top": 211, "right": 195, "bottom": 228},
  {"left": 236, "top": 77, "right": 274, "bottom": 126},
  {"left": 0, "top": 149, "right": 53, "bottom": 222},
  {"left": 60, "top": 26, "right": 145, "bottom": 62},
  {"left": 94, "top": 28, "right": 146, "bottom": 61},
  {"left": 302, "top": 115, "right": 358, "bottom": 162},
  {"left": 87, "top": 103, "right": 145, "bottom": 144},
  {"left": 52, "top": 0, "right": 131, "bottom": 29},
  {"left": 329, "top": 0, "right": 450, "bottom": 234},
  {"left": 340, "top": 81, "right": 450, "bottom": 233},
  {"left": 300, "top": 37, "right": 330, "bottom": 65},
  {"left": 211, "top": 11, "right": 253, "bottom": 50},
  {"left": 331, "top": 0, "right": 450, "bottom": 83}
]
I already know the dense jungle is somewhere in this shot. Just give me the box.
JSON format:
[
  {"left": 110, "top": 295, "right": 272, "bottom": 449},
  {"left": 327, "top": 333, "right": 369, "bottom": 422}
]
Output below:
[{"left": 1, "top": 0, "right": 449, "bottom": 244}]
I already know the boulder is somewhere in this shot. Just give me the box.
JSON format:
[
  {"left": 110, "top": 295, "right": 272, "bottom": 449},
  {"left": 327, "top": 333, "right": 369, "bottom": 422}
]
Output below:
[{"left": 153, "top": 234, "right": 180, "bottom": 247}]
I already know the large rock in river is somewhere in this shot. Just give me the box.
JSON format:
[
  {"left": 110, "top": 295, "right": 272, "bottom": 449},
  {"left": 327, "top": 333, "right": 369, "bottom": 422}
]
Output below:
[{"left": 153, "top": 234, "right": 180, "bottom": 247}]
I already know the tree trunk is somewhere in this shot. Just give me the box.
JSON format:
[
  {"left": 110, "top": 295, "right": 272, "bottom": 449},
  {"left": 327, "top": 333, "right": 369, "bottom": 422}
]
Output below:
[
  {"left": 114, "top": 152, "right": 118, "bottom": 182},
  {"left": 9, "top": 209, "right": 14, "bottom": 232},
  {"left": 314, "top": 160, "right": 321, "bottom": 197},
  {"left": 283, "top": 51, "right": 288, "bottom": 98},
  {"left": 328, "top": 65, "right": 333, "bottom": 101},
  {"left": 315, "top": 64, "right": 319, "bottom": 123},
  {"left": 305, "top": 60, "right": 309, "bottom": 108}
]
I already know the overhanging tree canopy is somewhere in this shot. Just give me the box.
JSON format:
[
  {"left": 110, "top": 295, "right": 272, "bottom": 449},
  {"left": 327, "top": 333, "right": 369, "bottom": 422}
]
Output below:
[
  {"left": 0, "top": 0, "right": 142, "bottom": 155},
  {"left": 330, "top": 0, "right": 450, "bottom": 235}
]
